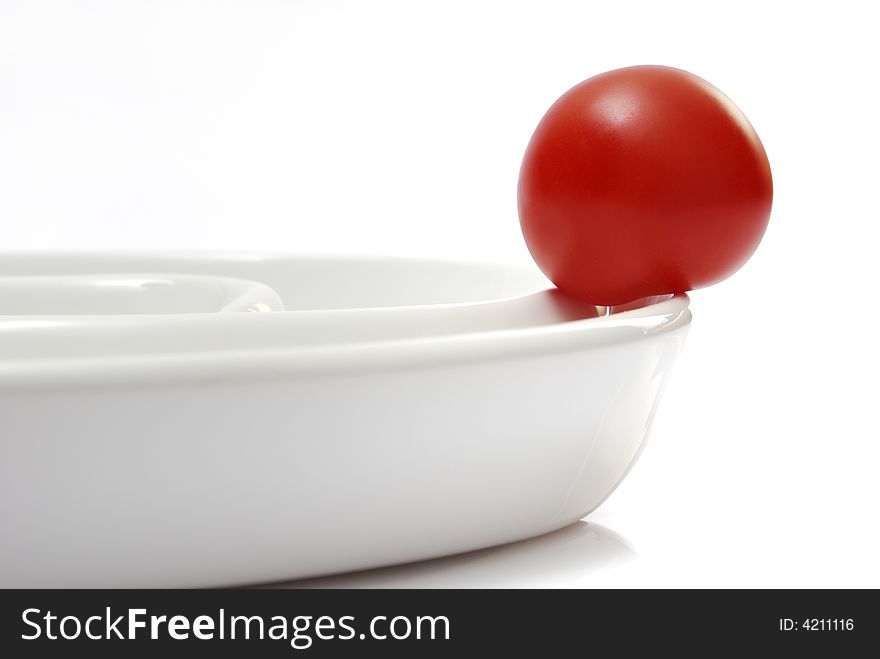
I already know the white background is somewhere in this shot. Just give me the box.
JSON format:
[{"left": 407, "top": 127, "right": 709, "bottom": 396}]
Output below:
[{"left": 2, "top": 1, "right": 878, "bottom": 587}]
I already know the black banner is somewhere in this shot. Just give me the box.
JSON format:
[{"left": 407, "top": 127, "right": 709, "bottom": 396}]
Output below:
[{"left": 0, "top": 589, "right": 875, "bottom": 656}]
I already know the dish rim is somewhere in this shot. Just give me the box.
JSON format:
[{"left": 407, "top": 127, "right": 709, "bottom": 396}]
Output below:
[{"left": 0, "top": 252, "right": 691, "bottom": 388}]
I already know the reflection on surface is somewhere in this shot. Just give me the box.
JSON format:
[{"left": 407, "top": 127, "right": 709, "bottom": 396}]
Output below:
[{"left": 267, "top": 522, "right": 635, "bottom": 589}]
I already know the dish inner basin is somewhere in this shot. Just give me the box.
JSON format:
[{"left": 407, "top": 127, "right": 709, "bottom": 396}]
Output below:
[{"left": 0, "top": 273, "right": 283, "bottom": 315}]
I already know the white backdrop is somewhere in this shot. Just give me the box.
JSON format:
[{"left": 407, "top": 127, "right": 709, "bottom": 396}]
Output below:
[{"left": 2, "top": 0, "right": 878, "bottom": 587}]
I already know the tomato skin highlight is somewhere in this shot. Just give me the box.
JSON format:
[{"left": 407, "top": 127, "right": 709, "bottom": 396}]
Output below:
[{"left": 518, "top": 65, "right": 773, "bottom": 306}]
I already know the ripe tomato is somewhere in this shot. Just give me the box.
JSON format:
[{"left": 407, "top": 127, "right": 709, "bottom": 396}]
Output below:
[{"left": 518, "top": 65, "right": 773, "bottom": 306}]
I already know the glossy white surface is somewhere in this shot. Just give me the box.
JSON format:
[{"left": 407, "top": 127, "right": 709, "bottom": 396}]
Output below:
[
  {"left": 0, "top": 273, "right": 283, "bottom": 316},
  {"left": 0, "top": 253, "right": 688, "bottom": 587}
]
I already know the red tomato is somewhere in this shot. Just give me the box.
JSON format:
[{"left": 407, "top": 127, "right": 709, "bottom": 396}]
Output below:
[{"left": 518, "top": 65, "right": 773, "bottom": 306}]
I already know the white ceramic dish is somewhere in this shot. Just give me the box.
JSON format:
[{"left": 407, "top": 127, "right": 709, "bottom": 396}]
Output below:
[{"left": 0, "top": 252, "right": 690, "bottom": 587}]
